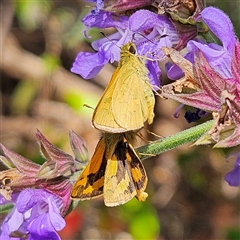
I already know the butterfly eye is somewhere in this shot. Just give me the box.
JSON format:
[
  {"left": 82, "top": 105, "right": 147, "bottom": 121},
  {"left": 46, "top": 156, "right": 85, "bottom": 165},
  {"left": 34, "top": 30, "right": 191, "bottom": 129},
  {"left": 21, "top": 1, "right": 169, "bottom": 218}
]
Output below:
[{"left": 129, "top": 45, "right": 136, "bottom": 54}]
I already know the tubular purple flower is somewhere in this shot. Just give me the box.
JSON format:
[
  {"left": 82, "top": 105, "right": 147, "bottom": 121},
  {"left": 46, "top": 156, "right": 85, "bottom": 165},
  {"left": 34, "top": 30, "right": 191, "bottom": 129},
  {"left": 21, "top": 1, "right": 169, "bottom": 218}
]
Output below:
[
  {"left": 167, "top": 7, "right": 237, "bottom": 81},
  {"left": 161, "top": 40, "right": 240, "bottom": 147},
  {"left": 82, "top": 10, "right": 129, "bottom": 29},
  {"left": 0, "top": 130, "right": 89, "bottom": 239},
  {"left": 71, "top": 9, "right": 179, "bottom": 87},
  {"left": 0, "top": 189, "right": 65, "bottom": 240},
  {"left": 187, "top": 7, "right": 237, "bottom": 78}
]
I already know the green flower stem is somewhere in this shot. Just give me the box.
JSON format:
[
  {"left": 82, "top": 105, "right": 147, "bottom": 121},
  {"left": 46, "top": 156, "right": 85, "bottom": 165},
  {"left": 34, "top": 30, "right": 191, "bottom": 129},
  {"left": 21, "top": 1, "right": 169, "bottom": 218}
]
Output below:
[
  {"left": 201, "top": 30, "right": 218, "bottom": 44},
  {"left": 0, "top": 203, "right": 14, "bottom": 214},
  {"left": 138, "top": 120, "right": 214, "bottom": 160}
]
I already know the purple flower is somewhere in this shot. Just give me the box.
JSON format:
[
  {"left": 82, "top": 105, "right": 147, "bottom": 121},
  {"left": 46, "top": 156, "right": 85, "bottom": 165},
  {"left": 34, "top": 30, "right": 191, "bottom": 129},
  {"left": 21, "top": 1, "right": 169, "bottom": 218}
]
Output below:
[
  {"left": 1, "top": 189, "right": 65, "bottom": 240},
  {"left": 71, "top": 9, "right": 179, "bottom": 88},
  {"left": 187, "top": 7, "right": 236, "bottom": 78},
  {"left": 225, "top": 153, "right": 240, "bottom": 186},
  {"left": 161, "top": 39, "right": 240, "bottom": 147},
  {"left": 90, "top": 0, "right": 104, "bottom": 14},
  {"left": 0, "top": 130, "right": 89, "bottom": 239},
  {"left": 167, "top": 7, "right": 237, "bottom": 81},
  {"left": 160, "top": 5, "right": 240, "bottom": 148}
]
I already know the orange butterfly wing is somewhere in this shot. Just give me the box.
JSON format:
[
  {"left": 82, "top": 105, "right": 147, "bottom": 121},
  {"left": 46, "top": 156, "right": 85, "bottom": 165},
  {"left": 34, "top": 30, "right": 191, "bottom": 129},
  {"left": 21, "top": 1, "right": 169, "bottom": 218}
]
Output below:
[
  {"left": 71, "top": 137, "right": 107, "bottom": 200},
  {"left": 103, "top": 134, "right": 148, "bottom": 206},
  {"left": 126, "top": 140, "right": 148, "bottom": 201}
]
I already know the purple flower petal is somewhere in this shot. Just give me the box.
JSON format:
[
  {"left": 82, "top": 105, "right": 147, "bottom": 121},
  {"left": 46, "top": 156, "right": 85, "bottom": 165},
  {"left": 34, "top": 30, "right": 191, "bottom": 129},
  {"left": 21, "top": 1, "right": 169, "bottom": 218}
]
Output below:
[
  {"left": 146, "top": 61, "right": 161, "bottom": 88},
  {"left": 17, "top": 189, "right": 63, "bottom": 214},
  {"left": 201, "top": 7, "right": 235, "bottom": 52},
  {"left": 1, "top": 189, "right": 65, "bottom": 239},
  {"left": 27, "top": 213, "right": 61, "bottom": 240},
  {"left": 71, "top": 31, "right": 133, "bottom": 78},
  {"left": 225, "top": 154, "right": 240, "bottom": 186},
  {"left": 71, "top": 50, "right": 108, "bottom": 79},
  {"left": 187, "top": 42, "right": 233, "bottom": 78},
  {"left": 129, "top": 10, "right": 172, "bottom": 31},
  {"left": 27, "top": 199, "right": 65, "bottom": 240},
  {"left": 47, "top": 198, "right": 65, "bottom": 231},
  {"left": 82, "top": 10, "right": 128, "bottom": 29},
  {"left": 187, "top": 7, "right": 237, "bottom": 78},
  {"left": 6, "top": 207, "right": 23, "bottom": 232}
]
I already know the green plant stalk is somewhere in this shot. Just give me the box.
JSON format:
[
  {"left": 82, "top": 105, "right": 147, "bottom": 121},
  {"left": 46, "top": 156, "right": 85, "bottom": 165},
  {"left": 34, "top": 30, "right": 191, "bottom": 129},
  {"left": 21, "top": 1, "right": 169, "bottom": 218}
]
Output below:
[
  {"left": 138, "top": 120, "right": 214, "bottom": 160},
  {"left": 0, "top": 203, "right": 14, "bottom": 214}
]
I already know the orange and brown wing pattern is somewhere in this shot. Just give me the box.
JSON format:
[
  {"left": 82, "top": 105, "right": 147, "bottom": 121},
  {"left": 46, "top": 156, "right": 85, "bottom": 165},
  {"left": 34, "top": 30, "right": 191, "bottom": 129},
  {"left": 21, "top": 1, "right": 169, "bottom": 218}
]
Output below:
[
  {"left": 104, "top": 136, "right": 137, "bottom": 206},
  {"left": 126, "top": 140, "right": 148, "bottom": 201},
  {"left": 104, "top": 134, "right": 148, "bottom": 206},
  {"left": 71, "top": 133, "right": 148, "bottom": 205},
  {"left": 71, "top": 137, "right": 107, "bottom": 200}
]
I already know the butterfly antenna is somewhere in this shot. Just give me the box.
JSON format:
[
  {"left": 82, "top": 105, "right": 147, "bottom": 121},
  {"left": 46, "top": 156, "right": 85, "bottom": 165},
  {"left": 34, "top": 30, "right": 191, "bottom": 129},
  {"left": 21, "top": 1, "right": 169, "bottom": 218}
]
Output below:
[
  {"left": 100, "top": 32, "right": 121, "bottom": 49},
  {"left": 83, "top": 104, "right": 95, "bottom": 110},
  {"left": 136, "top": 34, "right": 168, "bottom": 61},
  {"left": 132, "top": 32, "right": 156, "bottom": 45}
]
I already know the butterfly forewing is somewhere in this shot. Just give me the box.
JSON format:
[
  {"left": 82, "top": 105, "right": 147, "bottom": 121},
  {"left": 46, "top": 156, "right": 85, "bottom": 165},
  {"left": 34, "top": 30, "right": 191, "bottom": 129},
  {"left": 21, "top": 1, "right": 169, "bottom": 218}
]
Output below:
[
  {"left": 71, "top": 138, "right": 106, "bottom": 200},
  {"left": 92, "top": 41, "right": 155, "bottom": 133},
  {"left": 92, "top": 68, "right": 129, "bottom": 133},
  {"left": 142, "top": 80, "right": 155, "bottom": 125},
  {"left": 112, "top": 63, "right": 154, "bottom": 130}
]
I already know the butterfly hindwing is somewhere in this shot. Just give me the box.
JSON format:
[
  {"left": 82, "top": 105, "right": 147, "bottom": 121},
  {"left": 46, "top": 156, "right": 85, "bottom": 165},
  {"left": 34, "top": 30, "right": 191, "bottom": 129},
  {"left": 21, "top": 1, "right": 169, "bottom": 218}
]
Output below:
[
  {"left": 71, "top": 133, "right": 149, "bottom": 205},
  {"left": 104, "top": 154, "right": 136, "bottom": 207},
  {"left": 104, "top": 134, "right": 148, "bottom": 206},
  {"left": 127, "top": 143, "right": 148, "bottom": 191},
  {"left": 104, "top": 137, "right": 137, "bottom": 206}
]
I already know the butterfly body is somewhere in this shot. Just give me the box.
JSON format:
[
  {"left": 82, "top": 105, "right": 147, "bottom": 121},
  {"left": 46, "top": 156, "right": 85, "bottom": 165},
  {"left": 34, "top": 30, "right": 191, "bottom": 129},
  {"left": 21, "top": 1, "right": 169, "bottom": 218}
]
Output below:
[
  {"left": 71, "top": 133, "right": 148, "bottom": 206},
  {"left": 92, "top": 42, "right": 155, "bottom": 133}
]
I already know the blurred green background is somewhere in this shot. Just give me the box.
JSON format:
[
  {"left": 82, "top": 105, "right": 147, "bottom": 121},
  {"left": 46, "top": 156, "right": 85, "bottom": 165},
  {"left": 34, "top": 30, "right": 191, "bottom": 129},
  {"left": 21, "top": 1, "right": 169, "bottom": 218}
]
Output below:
[{"left": 0, "top": 0, "right": 239, "bottom": 239}]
